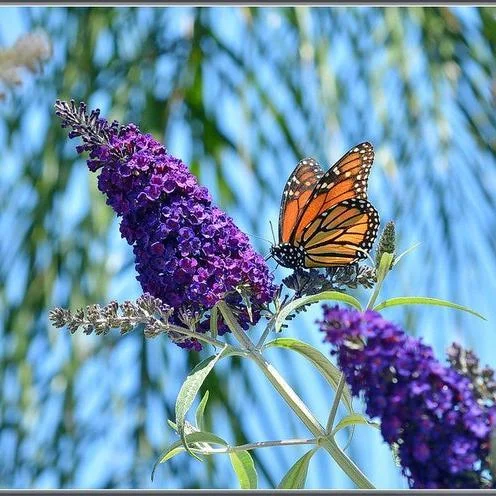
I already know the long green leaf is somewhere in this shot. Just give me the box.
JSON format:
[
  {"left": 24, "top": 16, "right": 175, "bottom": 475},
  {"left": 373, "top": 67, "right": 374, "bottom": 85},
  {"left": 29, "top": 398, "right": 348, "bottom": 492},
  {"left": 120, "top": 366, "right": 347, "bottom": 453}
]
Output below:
[
  {"left": 373, "top": 296, "right": 486, "bottom": 320},
  {"left": 229, "top": 450, "right": 258, "bottom": 489},
  {"left": 265, "top": 338, "right": 353, "bottom": 414},
  {"left": 175, "top": 346, "right": 231, "bottom": 458},
  {"left": 275, "top": 291, "right": 362, "bottom": 332},
  {"left": 277, "top": 448, "right": 317, "bottom": 489},
  {"left": 209, "top": 305, "right": 219, "bottom": 339},
  {"left": 331, "top": 414, "right": 380, "bottom": 437},
  {"left": 151, "top": 431, "right": 228, "bottom": 481},
  {"left": 195, "top": 390, "right": 210, "bottom": 432},
  {"left": 393, "top": 241, "right": 421, "bottom": 267}
]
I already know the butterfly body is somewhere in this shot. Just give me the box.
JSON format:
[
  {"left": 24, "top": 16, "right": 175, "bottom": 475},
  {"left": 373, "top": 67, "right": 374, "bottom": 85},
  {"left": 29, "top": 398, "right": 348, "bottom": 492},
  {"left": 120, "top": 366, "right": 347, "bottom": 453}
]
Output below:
[
  {"left": 272, "top": 143, "right": 379, "bottom": 269},
  {"left": 270, "top": 242, "right": 305, "bottom": 269}
]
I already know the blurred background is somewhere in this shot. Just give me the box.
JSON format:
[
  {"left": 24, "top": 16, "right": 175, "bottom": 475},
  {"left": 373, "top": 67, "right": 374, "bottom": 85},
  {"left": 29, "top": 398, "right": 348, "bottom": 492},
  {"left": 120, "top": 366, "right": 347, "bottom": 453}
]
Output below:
[{"left": 0, "top": 6, "right": 495, "bottom": 489}]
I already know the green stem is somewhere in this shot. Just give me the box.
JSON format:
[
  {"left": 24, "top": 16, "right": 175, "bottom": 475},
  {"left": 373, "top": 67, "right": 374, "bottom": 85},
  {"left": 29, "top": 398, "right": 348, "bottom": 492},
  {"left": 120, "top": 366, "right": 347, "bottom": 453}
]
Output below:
[
  {"left": 218, "top": 302, "right": 374, "bottom": 489},
  {"left": 255, "top": 316, "right": 276, "bottom": 350},
  {"left": 167, "top": 323, "right": 238, "bottom": 350},
  {"left": 326, "top": 373, "right": 345, "bottom": 434},
  {"left": 366, "top": 252, "right": 394, "bottom": 310},
  {"left": 204, "top": 437, "right": 318, "bottom": 454}
]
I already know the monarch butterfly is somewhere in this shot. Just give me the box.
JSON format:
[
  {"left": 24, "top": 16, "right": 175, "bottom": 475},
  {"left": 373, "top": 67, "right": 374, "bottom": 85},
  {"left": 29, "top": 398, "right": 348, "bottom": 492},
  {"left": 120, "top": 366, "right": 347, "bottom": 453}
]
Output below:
[{"left": 270, "top": 142, "right": 380, "bottom": 269}]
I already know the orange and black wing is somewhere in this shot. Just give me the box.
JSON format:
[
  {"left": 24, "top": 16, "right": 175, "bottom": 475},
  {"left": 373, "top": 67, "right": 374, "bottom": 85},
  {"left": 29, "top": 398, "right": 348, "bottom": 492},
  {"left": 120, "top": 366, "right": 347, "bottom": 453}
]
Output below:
[
  {"left": 291, "top": 142, "right": 374, "bottom": 244},
  {"left": 300, "top": 198, "right": 380, "bottom": 267},
  {"left": 278, "top": 157, "right": 323, "bottom": 243}
]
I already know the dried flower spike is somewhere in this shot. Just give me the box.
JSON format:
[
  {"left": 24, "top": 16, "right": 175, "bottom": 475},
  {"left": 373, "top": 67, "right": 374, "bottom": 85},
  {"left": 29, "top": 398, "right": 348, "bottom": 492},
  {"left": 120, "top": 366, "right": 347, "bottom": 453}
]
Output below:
[
  {"left": 447, "top": 342, "right": 496, "bottom": 407},
  {"left": 0, "top": 30, "right": 52, "bottom": 99},
  {"left": 283, "top": 264, "right": 376, "bottom": 298},
  {"left": 49, "top": 294, "right": 173, "bottom": 338}
]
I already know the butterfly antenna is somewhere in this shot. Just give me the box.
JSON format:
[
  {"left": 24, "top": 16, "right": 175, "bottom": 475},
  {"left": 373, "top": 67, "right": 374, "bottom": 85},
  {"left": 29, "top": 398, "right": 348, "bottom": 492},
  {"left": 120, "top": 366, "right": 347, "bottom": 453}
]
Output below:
[
  {"left": 269, "top": 221, "right": 276, "bottom": 245},
  {"left": 247, "top": 232, "right": 273, "bottom": 246}
]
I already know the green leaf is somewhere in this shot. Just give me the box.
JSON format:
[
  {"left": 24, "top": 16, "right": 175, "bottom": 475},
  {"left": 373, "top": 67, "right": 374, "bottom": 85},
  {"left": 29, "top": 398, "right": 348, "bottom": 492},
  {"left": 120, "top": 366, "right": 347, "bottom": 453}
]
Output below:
[
  {"left": 330, "top": 414, "right": 380, "bottom": 437},
  {"left": 195, "top": 390, "right": 209, "bottom": 432},
  {"left": 229, "top": 450, "right": 258, "bottom": 489},
  {"left": 373, "top": 296, "right": 486, "bottom": 320},
  {"left": 153, "top": 446, "right": 187, "bottom": 469},
  {"left": 209, "top": 305, "right": 218, "bottom": 339},
  {"left": 393, "top": 241, "right": 421, "bottom": 267},
  {"left": 151, "top": 431, "right": 228, "bottom": 481},
  {"left": 175, "top": 346, "right": 232, "bottom": 458},
  {"left": 265, "top": 338, "right": 353, "bottom": 414},
  {"left": 367, "top": 251, "right": 395, "bottom": 309},
  {"left": 236, "top": 286, "right": 253, "bottom": 323},
  {"left": 277, "top": 448, "right": 317, "bottom": 489},
  {"left": 167, "top": 419, "right": 178, "bottom": 432},
  {"left": 275, "top": 291, "right": 362, "bottom": 332}
]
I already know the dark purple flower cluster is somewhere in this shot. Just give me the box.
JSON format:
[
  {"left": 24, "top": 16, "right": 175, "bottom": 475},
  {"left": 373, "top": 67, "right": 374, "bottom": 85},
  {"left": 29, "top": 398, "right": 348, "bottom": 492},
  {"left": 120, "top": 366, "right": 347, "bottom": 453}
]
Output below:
[
  {"left": 318, "top": 305, "right": 496, "bottom": 489},
  {"left": 56, "top": 101, "right": 276, "bottom": 350}
]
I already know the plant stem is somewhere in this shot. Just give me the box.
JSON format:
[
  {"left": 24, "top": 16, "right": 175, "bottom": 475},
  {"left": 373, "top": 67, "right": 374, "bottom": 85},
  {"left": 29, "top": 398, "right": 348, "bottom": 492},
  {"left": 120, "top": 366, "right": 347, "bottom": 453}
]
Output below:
[
  {"left": 218, "top": 301, "right": 374, "bottom": 489},
  {"left": 167, "top": 323, "right": 239, "bottom": 350},
  {"left": 326, "top": 373, "right": 345, "bottom": 434},
  {"left": 366, "top": 252, "right": 394, "bottom": 310},
  {"left": 255, "top": 316, "right": 276, "bottom": 350},
  {"left": 248, "top": 348, "right": 374, "bottom": 488},
  {"left": 204, "top": 437, "right": 318, "bottom": 454}
]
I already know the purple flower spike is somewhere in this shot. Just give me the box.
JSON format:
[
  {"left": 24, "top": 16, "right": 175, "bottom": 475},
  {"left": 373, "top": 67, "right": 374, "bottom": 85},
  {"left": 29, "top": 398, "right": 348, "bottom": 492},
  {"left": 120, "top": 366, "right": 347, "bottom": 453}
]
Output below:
[
  {"left": 56, "top": 101, "right": 276, "bottom": 350},
  {"left": 318, "top": 305, "right": 496, "bottom": 489}
]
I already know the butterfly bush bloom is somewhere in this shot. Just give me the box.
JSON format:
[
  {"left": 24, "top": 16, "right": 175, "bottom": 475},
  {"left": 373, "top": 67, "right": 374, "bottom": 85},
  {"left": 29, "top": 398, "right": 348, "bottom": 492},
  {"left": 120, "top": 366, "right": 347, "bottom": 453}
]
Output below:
[
  {"left": 318, "top": 306, "right": 496, "bottom": 489},
  {"left": 55, "top": 101, "right": 276, "bottom": 350}
]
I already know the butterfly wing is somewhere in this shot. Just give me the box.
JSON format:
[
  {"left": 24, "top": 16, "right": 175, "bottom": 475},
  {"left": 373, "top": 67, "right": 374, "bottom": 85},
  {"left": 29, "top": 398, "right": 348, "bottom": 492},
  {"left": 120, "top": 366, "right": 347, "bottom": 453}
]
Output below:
[
  {"left": 291, "top": 142, "right": 375, "bottom": 244},
  {"left": 278, "top": 158, "right": 324, "bottom": 243},
  {"left": 301, "top": 198, "right": 380, "bottom": 267}
]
